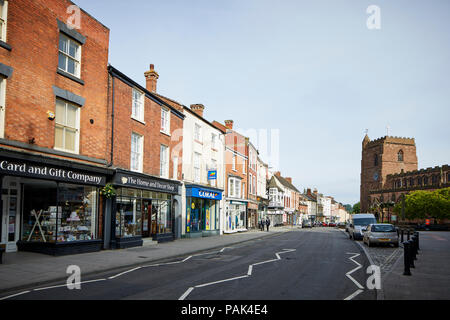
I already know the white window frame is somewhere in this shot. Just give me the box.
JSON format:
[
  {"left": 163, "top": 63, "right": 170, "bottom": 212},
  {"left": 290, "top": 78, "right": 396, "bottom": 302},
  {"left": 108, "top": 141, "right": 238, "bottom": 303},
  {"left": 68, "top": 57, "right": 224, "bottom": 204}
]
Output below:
[
  {"left": 130, "top": 133, "right": 144, "bottom": 173},
  {"left": 232, "top": 154, "right": 236, "bottom": 171},
  {"left": 228, "top": 177, "right": 241, "bottom": 198},
  {"left": 211, "top": 133, "right": 217, "bottom": 149},
  {"left": 132, "top": 88, "right": 145, "bottom": 122},
  {"left": 0, "top": 77, "right": 5, "bottom": 139},
  {"left": 58, "top": 33, "right": 81, "bottom": 78},
  {"left": 194, "top": 123, "right": 202, "bottom": 142},
  {"left": 160, "top": 107, "right": 170, "bottom": 134},
  {"left": 160, "top": 144, "right": 169, "bottom": 178},
  {"left": 249, "top": 173, "right": 252, "bottom": 195},
  {"left": 0, "top": 0, "right": 8, "bottom": 42},
  {"left": 54, "top": 98, "right": 80, "bottom": 154},
  {"left": 193, "top": 152, "right": 201, "bottom": 183},
  {"left": 243, "top": 159, "right": 246, "bottom": 174}
]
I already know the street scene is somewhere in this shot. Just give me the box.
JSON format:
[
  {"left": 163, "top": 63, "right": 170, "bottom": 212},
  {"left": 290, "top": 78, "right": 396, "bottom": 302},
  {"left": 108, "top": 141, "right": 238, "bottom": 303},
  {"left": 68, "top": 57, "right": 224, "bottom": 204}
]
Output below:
[{"left": 0, "top": 0, "right": 449, "bottom": 314}]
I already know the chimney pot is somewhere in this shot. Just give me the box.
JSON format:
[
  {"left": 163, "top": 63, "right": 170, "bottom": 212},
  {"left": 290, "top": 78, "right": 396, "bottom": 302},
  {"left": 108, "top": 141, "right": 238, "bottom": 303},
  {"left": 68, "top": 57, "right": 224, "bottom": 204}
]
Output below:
[
  {"left": 144, "top": 63, "right": 159, "bottom": 93},
  {"left": 190, "top": 104, "right": 205, "bottom": 118},
  {"left": 224, "top": 120, "right": 234, "bottom": 130}
]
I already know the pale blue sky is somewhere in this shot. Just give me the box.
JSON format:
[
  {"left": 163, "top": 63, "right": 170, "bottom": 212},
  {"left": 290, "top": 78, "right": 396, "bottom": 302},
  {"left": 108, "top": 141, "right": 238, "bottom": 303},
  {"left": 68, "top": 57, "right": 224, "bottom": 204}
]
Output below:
[{"left": 74, "top": 0, "right": 450, "bottom": 205}]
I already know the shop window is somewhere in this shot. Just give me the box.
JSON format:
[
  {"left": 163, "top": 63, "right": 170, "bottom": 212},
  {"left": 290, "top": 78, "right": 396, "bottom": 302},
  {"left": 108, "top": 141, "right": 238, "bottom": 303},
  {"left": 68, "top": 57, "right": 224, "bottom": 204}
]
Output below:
[
  {"left": 58, "top": 33, "right": 81, "bottom": 78},
  {"left": 186, "top": 197, "right": 218, "bottom": 233},
  {"left": 115, "top": 197, "right": 142, "bottom": 238},
  {"left": 55, "top": 98, "right": 80, "bottom": 153},
  {"left": 156, "top": 199, "right": 172, "bottom": 234},
  {"left": 21, "top": 180, "right": 98, "bottom": 243}
]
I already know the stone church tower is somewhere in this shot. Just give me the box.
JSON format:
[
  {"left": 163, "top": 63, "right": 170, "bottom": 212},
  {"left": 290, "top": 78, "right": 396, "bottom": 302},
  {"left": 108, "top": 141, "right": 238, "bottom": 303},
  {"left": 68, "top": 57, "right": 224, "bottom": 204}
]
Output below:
[{"left": 360, "top": 135, "right": 418, "bottom": 212}]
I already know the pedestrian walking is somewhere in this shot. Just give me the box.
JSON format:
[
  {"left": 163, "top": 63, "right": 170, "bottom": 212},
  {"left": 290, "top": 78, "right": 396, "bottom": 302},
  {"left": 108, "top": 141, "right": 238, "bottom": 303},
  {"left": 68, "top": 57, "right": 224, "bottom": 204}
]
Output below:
[{"left": 266, "top": 217, "right": 271, "bottom": 232}]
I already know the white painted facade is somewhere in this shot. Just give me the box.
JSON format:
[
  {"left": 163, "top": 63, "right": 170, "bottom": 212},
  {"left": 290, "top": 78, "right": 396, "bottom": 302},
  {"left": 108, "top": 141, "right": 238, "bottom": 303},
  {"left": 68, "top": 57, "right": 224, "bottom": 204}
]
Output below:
[{"left": 181, "top": 108, "right": 226, "bottom": 237}]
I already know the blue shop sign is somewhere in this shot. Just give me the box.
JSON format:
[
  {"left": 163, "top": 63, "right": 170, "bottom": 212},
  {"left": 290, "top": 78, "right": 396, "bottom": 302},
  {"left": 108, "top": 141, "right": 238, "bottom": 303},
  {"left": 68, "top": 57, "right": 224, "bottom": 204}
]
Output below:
[
  {"left": 207, "top": 170, "right": 217, "bottom": 180},
  {"left": 188, "top": 187, "right": 222, "bottom": 200}
]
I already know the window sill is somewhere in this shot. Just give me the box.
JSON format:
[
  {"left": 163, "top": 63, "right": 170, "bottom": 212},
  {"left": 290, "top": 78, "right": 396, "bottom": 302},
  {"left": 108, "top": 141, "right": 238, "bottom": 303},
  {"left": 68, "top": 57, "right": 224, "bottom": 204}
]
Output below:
[
  {"left": 57, "top": 69, "right": 84, "bottom": 85},
  {"left": 194, "top": 140, "right": 203, "bottom": 145},
  {"left": 160, "top": 130, "right": 171, "bottom": 137},
  {"left": 54, "top": 147, "right": 79, "bottom": 155},
  {"left": 0, "top": 40, "right": 12, "bottom": 51},
  {"left": 131, "top": 117, "right": 146, "bottom": 125}
]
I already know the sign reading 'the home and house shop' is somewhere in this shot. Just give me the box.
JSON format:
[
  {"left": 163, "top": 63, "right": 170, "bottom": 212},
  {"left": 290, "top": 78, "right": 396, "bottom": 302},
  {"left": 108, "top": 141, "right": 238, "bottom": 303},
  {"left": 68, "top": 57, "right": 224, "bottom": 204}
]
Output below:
[
  {"left": 0, "top": 158, "right": 106, "bottom": 186},
  {"left": 114, "top": 172, "right": 179, "bottom": 194}
]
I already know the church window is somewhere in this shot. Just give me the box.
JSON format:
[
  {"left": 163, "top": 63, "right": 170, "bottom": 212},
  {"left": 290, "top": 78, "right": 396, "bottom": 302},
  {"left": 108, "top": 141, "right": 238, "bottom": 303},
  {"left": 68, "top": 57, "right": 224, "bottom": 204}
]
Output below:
[{"left": 398, "top": 150, "right": 404, "bottom": 162}]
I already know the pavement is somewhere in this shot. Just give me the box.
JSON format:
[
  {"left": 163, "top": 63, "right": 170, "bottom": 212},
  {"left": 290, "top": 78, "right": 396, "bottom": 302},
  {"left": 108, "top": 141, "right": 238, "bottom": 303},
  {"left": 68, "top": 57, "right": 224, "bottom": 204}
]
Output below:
[
  {"left": 0, "top": 226, "right": 295, "bottom": 295},
  {"left": 381, "top": 231, "right": 450, "bottom": 300}
]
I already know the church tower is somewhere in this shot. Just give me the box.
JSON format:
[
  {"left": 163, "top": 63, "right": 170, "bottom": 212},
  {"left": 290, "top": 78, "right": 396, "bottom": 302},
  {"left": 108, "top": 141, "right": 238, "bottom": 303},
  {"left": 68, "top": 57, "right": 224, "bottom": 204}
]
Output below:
[{"left": 360, "top": 135, "right": 418, "bottom": 212}]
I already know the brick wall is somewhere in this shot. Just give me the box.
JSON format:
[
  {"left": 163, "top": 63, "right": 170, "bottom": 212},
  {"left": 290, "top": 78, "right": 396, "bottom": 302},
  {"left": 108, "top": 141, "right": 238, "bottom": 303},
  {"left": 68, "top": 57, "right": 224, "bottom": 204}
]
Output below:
[
  {"left": 0, "top": 0, "right": 110, "bottom": 162},
  {"left": 108, "top": 73, "right": 183, "bottom": 179}
]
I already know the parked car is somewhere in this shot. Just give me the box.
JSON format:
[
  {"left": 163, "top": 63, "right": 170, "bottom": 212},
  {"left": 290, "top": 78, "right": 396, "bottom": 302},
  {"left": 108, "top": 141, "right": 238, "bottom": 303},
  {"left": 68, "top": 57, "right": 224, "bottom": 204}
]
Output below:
[
  {"left": 328, "top": 222, "right": 336, "bottom": 227},
  {"left": 363, "top": 224, "right": 399, "bottom": 247},
  {"left": 415, "top": 224, "right": 449, "bottom": 231},
  {"left": 302, "top": 220, "right": 312, "bottom": 228},
  {"left": 322, "top": 222, "right": 328, "bottom": 227},
  {"left": 348, "top": 213, "right": 377, "bottom": 240},
  {"left": 338, "top": 222, "right": 346, "bottom": 229}
]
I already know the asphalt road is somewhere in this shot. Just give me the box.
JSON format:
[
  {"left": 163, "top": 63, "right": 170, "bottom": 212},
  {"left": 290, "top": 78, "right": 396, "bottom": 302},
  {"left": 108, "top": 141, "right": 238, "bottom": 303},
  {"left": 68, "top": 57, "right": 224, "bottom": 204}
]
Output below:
[{"left": 6, "top": 228, "right": 377, "bottom": 300}]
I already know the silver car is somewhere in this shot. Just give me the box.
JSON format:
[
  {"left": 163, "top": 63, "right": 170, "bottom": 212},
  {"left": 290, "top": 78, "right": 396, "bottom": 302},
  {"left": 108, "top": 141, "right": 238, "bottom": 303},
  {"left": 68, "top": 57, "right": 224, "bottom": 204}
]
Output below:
[{"left": 363, "top": 224, "right": 399, "bottom": 247}]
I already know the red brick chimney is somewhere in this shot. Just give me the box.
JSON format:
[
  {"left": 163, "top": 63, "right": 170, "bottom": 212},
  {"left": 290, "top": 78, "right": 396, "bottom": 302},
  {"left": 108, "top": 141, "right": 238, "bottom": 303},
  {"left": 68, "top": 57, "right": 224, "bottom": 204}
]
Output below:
[
  {"left": 224, "top": 120, "right": 234, "bottom": 130},
  {"left": 144, "top": 64, "right": 159, "bottom": 93},
  {"left": 190, "top": 104, "right": 205, "bottom": 118},
  {"left": 286, "top": 177, "right": 292, "bottom": 184},
  {"left": 275, "top": 171, "right": 281, "bottom": 177},
  {"left": 307, "top": 188, "right": 312, "bottom": 196}
]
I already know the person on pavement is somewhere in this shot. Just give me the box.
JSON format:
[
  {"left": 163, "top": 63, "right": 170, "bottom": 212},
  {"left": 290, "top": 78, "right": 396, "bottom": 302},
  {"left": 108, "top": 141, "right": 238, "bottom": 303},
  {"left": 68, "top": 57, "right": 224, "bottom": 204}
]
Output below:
[{"left": 266, "top": 218, "right": 271, "bottom": 232}]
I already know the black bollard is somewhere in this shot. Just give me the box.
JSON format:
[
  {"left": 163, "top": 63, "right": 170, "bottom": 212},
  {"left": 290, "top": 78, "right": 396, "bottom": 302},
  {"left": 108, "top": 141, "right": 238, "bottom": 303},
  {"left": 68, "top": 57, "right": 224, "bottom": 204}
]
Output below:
[
  {"left": 407, "top": 229, "right": 410, "bottom": 241},
  {"left": 414, "top": 232, "right": 420, "bottom": 251},
  {"left": 408, "top": 240, "right": 415, "bottom": 268},
  {"left": 411, "top": 236, "right": 418, "bottom": 260},
  {"left": 401, "top": 229, "right": 404, "bottom": 243},
  {"left": 403, "top": 241, "right": 412, "bottom": 276}
]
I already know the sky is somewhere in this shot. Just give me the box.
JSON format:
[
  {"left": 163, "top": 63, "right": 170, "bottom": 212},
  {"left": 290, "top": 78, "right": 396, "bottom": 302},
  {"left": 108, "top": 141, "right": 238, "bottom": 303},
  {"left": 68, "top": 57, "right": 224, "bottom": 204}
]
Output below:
[{"left": 74, "top": 0, "right": 450, "bottom": 205}]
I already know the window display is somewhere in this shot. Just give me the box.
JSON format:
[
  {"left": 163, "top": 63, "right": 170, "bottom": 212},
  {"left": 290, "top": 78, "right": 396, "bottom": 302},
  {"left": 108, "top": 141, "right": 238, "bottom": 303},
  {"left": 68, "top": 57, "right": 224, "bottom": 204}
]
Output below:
[
  {"left": 186, "top": 197, "right": 219, "bottom": 233},
  {"left": 21, "top": 180, "right": 99, "bottom": 242},
  {"left": 116, "top": 197, "right": 142, "bottom": 238}
]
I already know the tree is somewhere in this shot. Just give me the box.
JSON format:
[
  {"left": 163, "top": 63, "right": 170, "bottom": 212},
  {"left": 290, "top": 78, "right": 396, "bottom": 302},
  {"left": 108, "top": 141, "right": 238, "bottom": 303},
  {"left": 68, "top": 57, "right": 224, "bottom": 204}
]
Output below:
[
  {"left": 344, "top": 204, "right": 353, "bottom": 213},
  {"left": 393, "top": 187, "right": 450, "bottom": 221},
  {"left": 353, "top": 202, "right": 361, "bottom": 214}
]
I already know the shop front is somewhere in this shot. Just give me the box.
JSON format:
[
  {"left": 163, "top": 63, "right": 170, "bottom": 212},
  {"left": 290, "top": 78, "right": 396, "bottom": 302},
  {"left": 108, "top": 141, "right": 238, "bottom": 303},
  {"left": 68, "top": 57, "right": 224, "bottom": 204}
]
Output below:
[
  {"left": 110, "top": 170, "right": 180, "bottom": 248},
  {"left": 225, "top": 200, "right": 247, "bottom": 233},
  {"left": 0, "top": 152, "right": 108, "bottom": 256},
  {"left": 247, "top": 201, "right": 258, "bottom": 229},
  {"left": 257, "top": 197, "right": 269, "bottom": 222},
  {"left": 184, "top": 185, "right": 222, "bottom": 238}
]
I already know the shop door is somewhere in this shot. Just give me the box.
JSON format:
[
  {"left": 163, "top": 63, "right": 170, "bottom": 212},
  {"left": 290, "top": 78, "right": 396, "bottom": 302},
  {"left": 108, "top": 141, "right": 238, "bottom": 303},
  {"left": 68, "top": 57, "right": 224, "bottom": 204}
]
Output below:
[
  {"left": 1, "top": 191, "right": 20, "bottom": 253},
  {"left": 151, "top": 202, "right": 158, "bottom": 236},
  {"left": 142, "top": 200, "right": 151, "bottom": 238}
]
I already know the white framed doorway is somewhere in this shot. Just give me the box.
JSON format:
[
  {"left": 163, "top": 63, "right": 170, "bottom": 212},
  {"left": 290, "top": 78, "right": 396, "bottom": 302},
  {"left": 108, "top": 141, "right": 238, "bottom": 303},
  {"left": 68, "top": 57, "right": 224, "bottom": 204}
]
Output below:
[{"left": 1, "top": 177, "right": 21, "bottom": 252}]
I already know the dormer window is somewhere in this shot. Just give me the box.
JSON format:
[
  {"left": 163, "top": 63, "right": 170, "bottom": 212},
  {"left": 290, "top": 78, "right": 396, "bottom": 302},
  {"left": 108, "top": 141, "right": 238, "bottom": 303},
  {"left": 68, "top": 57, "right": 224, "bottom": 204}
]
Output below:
[{"left": 397, "top": 150, "right": 404, "bottom": 162}]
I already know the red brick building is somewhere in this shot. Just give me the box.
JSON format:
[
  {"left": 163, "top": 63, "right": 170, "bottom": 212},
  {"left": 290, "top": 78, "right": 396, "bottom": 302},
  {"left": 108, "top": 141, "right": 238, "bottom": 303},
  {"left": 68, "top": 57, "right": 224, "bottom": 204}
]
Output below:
[
  {"left": 361, "top": 134, "right": 449, "bottom": 223},
  {"left": 212, "top": 120, "right": 249, "bottom": 232},
  {"left": 107, "top": 64, "right": 185, "bottom": 248},
  {"left": 0, "top": 0, "right": 111, "bottom": 255}
]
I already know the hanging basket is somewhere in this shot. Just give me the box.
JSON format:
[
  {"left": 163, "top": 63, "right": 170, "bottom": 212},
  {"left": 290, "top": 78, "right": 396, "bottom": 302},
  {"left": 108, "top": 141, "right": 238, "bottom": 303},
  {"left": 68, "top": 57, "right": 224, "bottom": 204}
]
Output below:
[{"left": 100, "top": 183, "right": 116, "bottom": 199}]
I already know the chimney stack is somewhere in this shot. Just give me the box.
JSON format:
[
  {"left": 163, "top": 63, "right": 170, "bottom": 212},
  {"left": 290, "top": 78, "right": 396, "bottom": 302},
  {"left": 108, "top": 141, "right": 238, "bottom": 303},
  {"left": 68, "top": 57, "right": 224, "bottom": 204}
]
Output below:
[
  {"left": 307, "top": 188, "right": 312, "bottom": 196},
  {"left": 275, "top": 171, "right": 281, "bottom": 177},
  {"left": 313, "top": 188, "right": 318, "bottom": 195},
  {"left": 144, "top": 64, "right": 159, "bottom": 93},
  {"left": 224, "top": 120, "right": 234, "bottom": 130},
  {"left": 190, "top": 104, "right": 205, "bottom": 118},
  {"left": 286, "top": 177, "right": 292, "bottom": 184}
]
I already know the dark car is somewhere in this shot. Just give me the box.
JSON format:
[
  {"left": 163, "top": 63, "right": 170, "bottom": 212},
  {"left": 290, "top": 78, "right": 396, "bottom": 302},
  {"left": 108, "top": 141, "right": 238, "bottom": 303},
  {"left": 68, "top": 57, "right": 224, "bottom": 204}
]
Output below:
[
  {"left": 328, "top": 222, "right": 336, "bottom": 227},
  {"left": 415, "top": 224, "right": 449, "bottom": 231}
]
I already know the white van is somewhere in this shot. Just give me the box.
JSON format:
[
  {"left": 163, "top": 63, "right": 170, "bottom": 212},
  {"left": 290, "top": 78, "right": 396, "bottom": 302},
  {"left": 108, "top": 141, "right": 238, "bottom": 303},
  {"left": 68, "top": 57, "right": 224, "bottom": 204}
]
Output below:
[{"left": 348, "top": 213, "right": 377, "bottom": 240}]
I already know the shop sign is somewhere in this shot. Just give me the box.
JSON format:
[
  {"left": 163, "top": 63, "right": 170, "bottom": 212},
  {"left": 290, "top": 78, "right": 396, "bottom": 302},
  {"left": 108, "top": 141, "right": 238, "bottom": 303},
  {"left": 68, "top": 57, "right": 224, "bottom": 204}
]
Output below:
[
  {"left": 0, "top": 158, "right": 105, "bottom": 186},
  {"left": 207, "top": 170, "right": 217, "bottom": 180},
  {"left": 114, "top": 172, "right": 178, "bottom": 194},
  {"left": 189, "top": 187, "right": 222, "bottom": 200}
]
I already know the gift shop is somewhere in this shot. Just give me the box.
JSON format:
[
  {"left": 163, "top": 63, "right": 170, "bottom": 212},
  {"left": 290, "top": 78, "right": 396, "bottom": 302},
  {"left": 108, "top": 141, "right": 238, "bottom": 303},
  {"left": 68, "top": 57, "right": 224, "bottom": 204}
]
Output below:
[
  {"left": 110, "top": 169, "right": 181, "bottom": 248},
  {"left": 0, "top": 151, "right": 108, "bottom": 256},
  {"left": 184, "top": 185, "right": 222, "bottom": 238}
]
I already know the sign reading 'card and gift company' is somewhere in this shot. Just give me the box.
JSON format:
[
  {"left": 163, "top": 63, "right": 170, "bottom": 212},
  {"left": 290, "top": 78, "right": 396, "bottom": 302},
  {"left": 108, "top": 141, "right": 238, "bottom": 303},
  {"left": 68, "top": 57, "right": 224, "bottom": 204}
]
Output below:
[
  {"left": 114, "top": 172, "right": 179, "bottom": 194},
  {"left": 0, "top": 158, "right": 106, "bottom": 186}
]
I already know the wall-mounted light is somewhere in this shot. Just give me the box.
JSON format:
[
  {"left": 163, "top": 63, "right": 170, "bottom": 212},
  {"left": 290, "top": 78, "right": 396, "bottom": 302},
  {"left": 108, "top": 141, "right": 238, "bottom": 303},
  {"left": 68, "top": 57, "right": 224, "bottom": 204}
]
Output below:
[{"left": 47, "top": 111, "right": 55, "bottom": 121}]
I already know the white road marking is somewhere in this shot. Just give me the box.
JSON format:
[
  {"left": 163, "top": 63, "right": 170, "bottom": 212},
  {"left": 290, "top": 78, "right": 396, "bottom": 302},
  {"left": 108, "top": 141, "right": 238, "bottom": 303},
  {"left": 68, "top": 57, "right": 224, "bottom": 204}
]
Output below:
[
  {"left": 0, "top": 291, "right": 31, "bottom": 300},
  {"left": 34, "top": 278, "right": 107, "bottom": 291},
  {"left": 178, "top": 248, "right": 296, "bottom": 300},
  {"left": 344, "top": 253, "right": 365, "bottom": 300},
  {"left": 108, "top": 267, "right": 142, "bottom": 280},
  {"left": 344, "top": 289, "right": 364, "bottom": 300}
]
